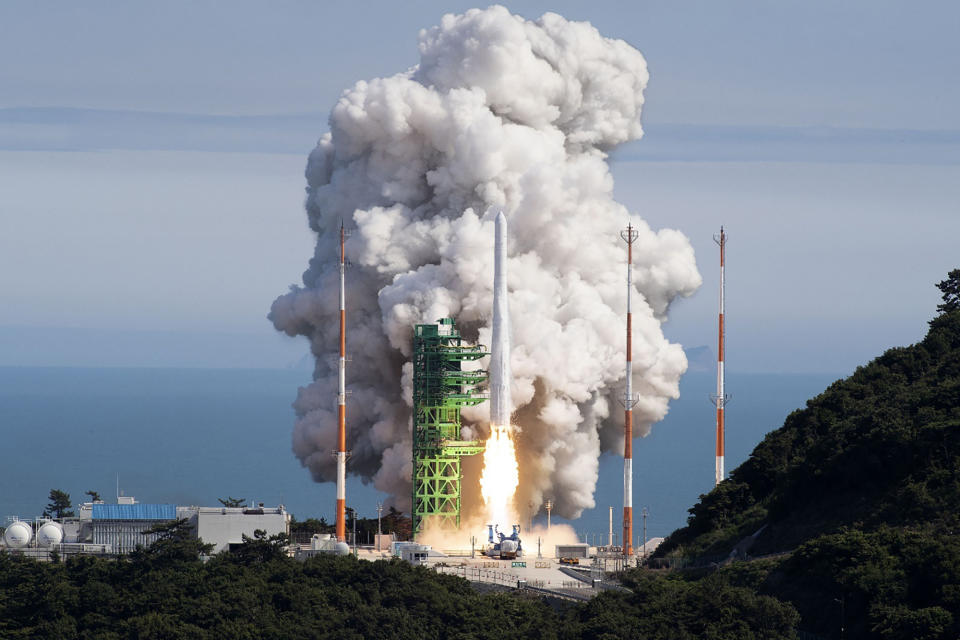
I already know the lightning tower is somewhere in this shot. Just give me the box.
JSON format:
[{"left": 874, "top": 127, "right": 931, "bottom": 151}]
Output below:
[
  {"left": 620, "top": 222, "right": 639, "bottom": 557},
  {"left": 711, "top": 227, "right": 729, "bottom": 486},
  {"left": 336, "top": 222, "right": 348, "bottom": 541}
]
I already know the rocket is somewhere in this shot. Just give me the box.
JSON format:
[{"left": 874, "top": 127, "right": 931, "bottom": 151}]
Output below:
[{"left": 490, "top": 210, "right": 511, "bottom": 426}]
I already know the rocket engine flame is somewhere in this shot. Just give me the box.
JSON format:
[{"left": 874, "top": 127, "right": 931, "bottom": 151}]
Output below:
[{"left": 480, "top": 423, "right": 519, "bottom": 530}]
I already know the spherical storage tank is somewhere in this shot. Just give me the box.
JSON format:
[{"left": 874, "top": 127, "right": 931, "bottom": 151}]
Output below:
[
  {"left": 334, "top": 542, "right": 350, "bottom": 556},
  {"left": 37, "top": 521, "right": 64, "bottom": 547},
  {"left": 3, "top": 521, "right": 33, "bottom": 548}
]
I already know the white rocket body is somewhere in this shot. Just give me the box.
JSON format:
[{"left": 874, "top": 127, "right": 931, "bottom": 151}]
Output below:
[{"left": 490, "top": 211, "right": 512, "bottom": 426}]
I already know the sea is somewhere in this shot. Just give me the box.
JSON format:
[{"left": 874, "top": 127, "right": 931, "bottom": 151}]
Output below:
[{"left": 0, "top": 366, "right": 839, "bottom": 542}]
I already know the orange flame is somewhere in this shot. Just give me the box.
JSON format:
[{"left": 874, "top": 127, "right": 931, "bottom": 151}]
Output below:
[{"left": 479, "top": 423, "right": 519, "bottom": 531}]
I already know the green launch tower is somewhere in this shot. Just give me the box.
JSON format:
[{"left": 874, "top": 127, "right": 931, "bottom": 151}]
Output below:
[{"left": 412, "top": 318, "right": 487, "bottom": 539}]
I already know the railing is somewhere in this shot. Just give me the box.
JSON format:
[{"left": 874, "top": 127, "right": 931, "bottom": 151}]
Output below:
[
  {"left": 433, "top": 565, "right": 594, "bottom": 590},
  {"left": 434, "top": 565, "right": 520, "bottom": 587}
]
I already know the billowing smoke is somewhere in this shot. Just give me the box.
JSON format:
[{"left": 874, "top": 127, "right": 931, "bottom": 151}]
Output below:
[{"left": 269, "top": 6, "right": 701, "bottom": 520}]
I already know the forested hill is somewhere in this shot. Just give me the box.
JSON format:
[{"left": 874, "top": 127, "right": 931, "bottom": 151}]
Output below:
[
  {"left": 658, "top": 298, "right": 960, "bottom": 559},
  {"left": 652, "top": 272, "right": 960, "bottom": 639}
]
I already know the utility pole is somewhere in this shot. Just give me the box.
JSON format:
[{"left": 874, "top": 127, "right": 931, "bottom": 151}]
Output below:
[
  {"left": 608, "top": 506, "right": 614, "bottom": 549},
  {"left": 376, "top": 501, "right": 383, "bottom": 551},
  {"left": 351, "top": 508, "right": 357, "bottom": 556},
  {"left": 835, "top": 596, "right": 845, "bottom": 640},
  {"left": 641, "top": 507, "right": 648, "bottom": 563}
]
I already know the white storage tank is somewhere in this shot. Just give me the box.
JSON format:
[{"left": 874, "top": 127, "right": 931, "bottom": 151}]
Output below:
[
  {"left": 3, "top": 521, "right": 33, "bottom": 548},
  {"left": 37, "top": 521, "right": 64, "bottom": 547}
]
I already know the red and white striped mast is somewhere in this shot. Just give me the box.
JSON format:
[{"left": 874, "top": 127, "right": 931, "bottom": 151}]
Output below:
[
  {"left": 711, "top": 227, "right": 728, "bottom": 486},
  {"left": 620, "top": 222, "right": 639, "bottom": 557},
  {"left": 336, "top": 221, "right": 348, "bottom": 541}
]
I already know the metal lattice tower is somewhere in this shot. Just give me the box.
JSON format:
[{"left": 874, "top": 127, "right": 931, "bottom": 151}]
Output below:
[{"left": 412, "top": 318, "right": 487, "bottom": 539}]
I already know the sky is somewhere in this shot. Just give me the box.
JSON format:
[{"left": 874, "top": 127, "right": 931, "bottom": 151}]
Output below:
[{"left": 2, "top": 0, "right": 959, "bottom": 374}]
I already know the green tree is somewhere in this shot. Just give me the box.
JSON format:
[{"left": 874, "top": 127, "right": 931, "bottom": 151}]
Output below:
[
  {"left": 935, "top": 268, "right": 960, "bottom": 315},
  {"left": 229, "top": 529, "right": 290, "bottom": 564},
  {"left": 217, "top": 496, "right": 247, "bottom": 508},
  {"left": 43, "top": 489, "right": 74, "bottom": 519},
  {"left": 132, "top": 518, "right": 214, "bottom": 566},
  {"left": 85, "top": 490, "right": 101, "bottom": 502}
]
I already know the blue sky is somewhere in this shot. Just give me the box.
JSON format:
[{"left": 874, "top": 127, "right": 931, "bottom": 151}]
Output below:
[{"left": 1, "top": 1, "right": 958, "bottom": 373}]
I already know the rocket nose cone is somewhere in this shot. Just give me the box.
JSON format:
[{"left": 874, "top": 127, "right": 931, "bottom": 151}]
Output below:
[{"left": 496, "top": 210, "right": 507, "bottom": 225}]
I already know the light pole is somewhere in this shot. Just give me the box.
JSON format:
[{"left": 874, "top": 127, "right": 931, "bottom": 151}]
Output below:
[
  {"left": 642, "top": 507, "right": 648, "bottom": 564},
  {"left": 834, "top": 596, "right": 845, "bottom": 640},
  {"left": 376, "top": 502, "right": 383, "bottom": 551},
  {"left": 352, "top": 508, "right": 357, "bottom": 556}
]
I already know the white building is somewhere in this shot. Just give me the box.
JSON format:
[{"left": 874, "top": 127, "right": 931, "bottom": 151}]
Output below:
[
  {"left": 2, "top": 497, "right": 290, "bottom": 558},
  {"left": 186, "top": 505, "right": 290, "bottom": 554}
]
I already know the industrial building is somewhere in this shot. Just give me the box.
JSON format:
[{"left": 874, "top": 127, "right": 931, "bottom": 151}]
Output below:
[
  {"left": 81, "top": 498, "right": 180, "bottom": 553},
  {"left": 2, "top": 496, "right": 290, "bottom": 558},
  {"left": 191, "top": 504, "right": 290, "bottom": 554}
]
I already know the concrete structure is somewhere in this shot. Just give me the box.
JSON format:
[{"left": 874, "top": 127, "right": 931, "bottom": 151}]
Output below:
[
  {"left": 393, "top": 541, "right": 446, "bottom": 565},
  {"left": 188, "top": 505, "right": 291, "bottom": 554},
  {"left": 555, "top": 543, "right": 590, "bottom": 559}
]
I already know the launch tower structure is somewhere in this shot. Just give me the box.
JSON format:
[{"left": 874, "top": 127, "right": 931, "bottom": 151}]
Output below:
[
  {"left": 620, "top": 223, "right": 639, "bottom": 558},
  {"left": 335, "top": 222, "right": 348, "bottom": 542},
  {"left": 411, "top": 318, "right": 487, "bottom": 539},
  {"left": 711, "top": 227, "right": 729, "bottom": 486}
]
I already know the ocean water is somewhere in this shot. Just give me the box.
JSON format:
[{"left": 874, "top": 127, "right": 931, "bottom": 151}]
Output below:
[{"left": 0, "top": 366, "right": 838, "bottom": 541}]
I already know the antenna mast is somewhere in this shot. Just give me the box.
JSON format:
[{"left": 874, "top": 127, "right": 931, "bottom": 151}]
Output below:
[
  {"left": 620, "top": 222, "right": 639, "bottom": 558},
  {"left": 711, "top": 227, "right": 729, "bottom": 486},
  {"left": 336, "top": 222, "right": 348, "bottom": 541}
]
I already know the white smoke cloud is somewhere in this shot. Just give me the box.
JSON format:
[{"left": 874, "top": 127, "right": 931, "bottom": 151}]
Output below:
[{"left": 270, "top": 6, "right": 701, "bottom": 520}]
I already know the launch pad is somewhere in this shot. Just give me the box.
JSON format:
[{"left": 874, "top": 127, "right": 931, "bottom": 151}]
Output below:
[{"left": 411, "top": 318, "right": 488, "bottom": 538}]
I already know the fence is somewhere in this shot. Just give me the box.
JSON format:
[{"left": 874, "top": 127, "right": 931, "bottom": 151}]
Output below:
[
  {"left": 432, "top": 565, "right": 595, "bottom": 603},
  {"left": 433, "top": 565, "right": 593, "bottom": 590}
]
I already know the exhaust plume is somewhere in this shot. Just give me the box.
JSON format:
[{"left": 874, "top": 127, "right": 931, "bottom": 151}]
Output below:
[{"left": 269, "top": 5, "right": 701, "bottom": 520}]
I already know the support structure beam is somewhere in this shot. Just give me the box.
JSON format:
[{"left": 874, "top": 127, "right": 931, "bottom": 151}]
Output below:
[{"left": 412, "top": 318, "right": 487, "bottom": 538}]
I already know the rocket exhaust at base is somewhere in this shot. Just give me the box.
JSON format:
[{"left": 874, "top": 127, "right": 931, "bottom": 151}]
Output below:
[{"left": 490, "top": 210, "right": 511, "bottom": 426}]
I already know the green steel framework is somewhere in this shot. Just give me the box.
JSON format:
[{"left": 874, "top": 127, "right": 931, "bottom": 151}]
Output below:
[{"left": 412, "top": 318, "right": 487, "bottom": 539}]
